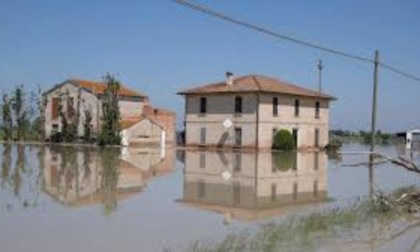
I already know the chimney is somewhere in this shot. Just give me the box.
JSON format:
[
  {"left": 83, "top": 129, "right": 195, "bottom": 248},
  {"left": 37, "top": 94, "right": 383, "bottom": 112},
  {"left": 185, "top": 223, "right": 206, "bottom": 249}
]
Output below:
[{"left": 226, "top": 72, "right": 234, "bottom": 86}]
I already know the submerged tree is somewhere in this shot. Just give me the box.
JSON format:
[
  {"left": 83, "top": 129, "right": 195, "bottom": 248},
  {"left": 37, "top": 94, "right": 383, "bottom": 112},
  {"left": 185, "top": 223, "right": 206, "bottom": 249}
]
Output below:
[
  {"left": 32, "top": 85, "right": 48, "bottom": 142},
  {"left": 13, "top": 144, "right": 26, "bottom": 196},
  {"left": 1, "top": 144, "right": 12, "bottom": 188},
  {"left": 98, "top": 74, "right": 121, "bottom": 146},
  {"left": 273, "top": 129, "right": 296, "bottom": 151},
  {"left": 100, "top": 148, "right": 120, "bottom": 215},
  {"left": 11, "top": 85, "right": 30, "bottom": 141},
  {"left": 57, "top": 90, "right": 78, "bottom": 143},
  {"left": 1, "top": 94, "right": 13, "bottom": 142},
  {"left": 82, "top": 108, "right": 93, "bottom": 143}
]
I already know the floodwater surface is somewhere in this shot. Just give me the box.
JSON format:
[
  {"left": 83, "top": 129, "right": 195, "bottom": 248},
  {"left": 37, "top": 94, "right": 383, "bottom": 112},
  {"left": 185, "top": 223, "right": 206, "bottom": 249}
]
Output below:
[{"left": 0, "top": 143, "right": 418, "bottom": 252}]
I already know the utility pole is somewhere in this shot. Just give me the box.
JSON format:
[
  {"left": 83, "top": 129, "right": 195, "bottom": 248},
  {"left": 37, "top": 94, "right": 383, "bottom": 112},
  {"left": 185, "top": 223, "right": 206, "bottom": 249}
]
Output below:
[
  {"left": 370, "top": 50, "right": 379, "bottom": 153},
  {"left": 369, "top": 50, "right": 379, "bottom": 199},
  {"left": 317, "top": 60, "right": 323, "bottom": 92}
]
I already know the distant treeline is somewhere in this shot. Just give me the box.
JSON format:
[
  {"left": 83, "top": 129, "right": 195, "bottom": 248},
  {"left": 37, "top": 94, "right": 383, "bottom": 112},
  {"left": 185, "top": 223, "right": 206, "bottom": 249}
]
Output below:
[
  {"left": 330, "top": 129, "right": 394, "bottom": 145},
  {"left": 0, "top": 84, "right": 44, "bottom": 142}
]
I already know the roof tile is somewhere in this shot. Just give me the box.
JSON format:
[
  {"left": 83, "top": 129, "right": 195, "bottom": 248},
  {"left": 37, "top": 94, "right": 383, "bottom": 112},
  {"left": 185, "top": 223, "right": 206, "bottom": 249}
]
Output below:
[
  {"left": 69, "top": 79, "right": 146, "bottom": 98},
  {"left": 178, "top": 74, "right": 336, "bottom": 100}
]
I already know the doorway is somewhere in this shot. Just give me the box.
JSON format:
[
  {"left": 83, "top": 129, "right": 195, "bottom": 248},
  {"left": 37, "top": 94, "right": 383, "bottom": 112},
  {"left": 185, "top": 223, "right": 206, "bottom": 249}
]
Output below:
[
  {"left": 234, "top": 127, "right": 242, "bottom": 147},
  {"left": 292, "top": 128, "right": 298, "bottom": 148},
  {"left": 315, "top": 128, "right": 320, "bottom": 147}
]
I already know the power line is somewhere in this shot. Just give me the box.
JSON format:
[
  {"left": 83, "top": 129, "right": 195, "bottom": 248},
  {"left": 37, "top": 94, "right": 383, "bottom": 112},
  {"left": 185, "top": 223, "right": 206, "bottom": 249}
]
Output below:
[
  {"left": 174, "top": 0, "right": 373, "bottom": 63},
  {"left": 174, "top": 0, "right": 420, "bottom": 83},
  {"left": 380, "top": 62, "right": 420, "bottom": 82}
]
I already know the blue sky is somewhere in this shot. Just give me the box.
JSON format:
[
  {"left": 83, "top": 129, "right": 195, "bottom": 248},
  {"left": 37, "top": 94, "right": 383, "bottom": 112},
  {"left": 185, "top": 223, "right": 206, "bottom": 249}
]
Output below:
[{"left": 1, "top": 0, "right": 419, "bottom": 132}]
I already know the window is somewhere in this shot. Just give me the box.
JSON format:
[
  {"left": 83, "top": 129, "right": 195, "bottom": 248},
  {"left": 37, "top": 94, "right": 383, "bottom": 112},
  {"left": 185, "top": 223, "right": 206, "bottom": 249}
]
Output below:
[
  {"left": 314, "top": 152, "right": 319, "bottom": 171},
  {"left": 272, "top": 128, "right": 277, "bottom": 138},
  {"left": 273, "top": 97, "right": 278, "bottom": 116},
  {"left": 199, "top": 97, "right": 207, "bottom": 114},
  {"left": 52, "top": 124, "right": 59, "bottom": 133},
  {"left": 294, "top": 99, "right": 300, "bottom": 117},
  {"left": 315, "top": 101, "right": 320, "bottom": 118},
  {"left": 233, "top": 181, "right": 241, "bottom": 205},
  {"left": 272, "top": 128, "right": 278, "bottom": 148},
  {"left": 293, "top": 182, "right": 298, "bottom": 200},
  {"left": 313, "top": 180, "right": 319, "bottom": 198},
  {"left": 235, "top": 96, "right": 242, "bottom": 114},
  {"left": 199, "top": 152, "right": 206, "bottom": 169},
  {"left": 315, "top": 128, "right": 320, "bottom": 147},
  {"left": 234, "top": 127, "right": 242, "bottom": 146},
  {"left": 198, "top": 180, "right": 206, "bottom": 199},
  {"left": 292, "top": 128, "right": 298, "bottom": 149},
  {"left": 234, "top": 153, "right": 241, "bottom": 172},
  {"left": 271, "top": 183, "right": 277, "bottom": 201},
  {"left": 52, "top": 98, "right": 59, "bottom": 119},
  {"left": 200, "top": 127, "right": 206, "bottom": 145}
]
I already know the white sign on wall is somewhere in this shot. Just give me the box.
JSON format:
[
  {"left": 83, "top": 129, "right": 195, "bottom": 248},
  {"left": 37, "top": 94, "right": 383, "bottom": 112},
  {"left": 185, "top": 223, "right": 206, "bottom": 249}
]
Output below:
[{"left": 223, "top": 118, "right": 233, "bottom": 129}]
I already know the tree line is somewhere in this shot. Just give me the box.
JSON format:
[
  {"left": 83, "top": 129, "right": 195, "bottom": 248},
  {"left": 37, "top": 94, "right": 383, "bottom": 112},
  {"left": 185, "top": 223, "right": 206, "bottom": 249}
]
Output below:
[
  {"left": 330, "top": 129, "right": 394, "bottom": 145},
  {"left": 0, "top": 74, "right": 122, "bottom": 146}
]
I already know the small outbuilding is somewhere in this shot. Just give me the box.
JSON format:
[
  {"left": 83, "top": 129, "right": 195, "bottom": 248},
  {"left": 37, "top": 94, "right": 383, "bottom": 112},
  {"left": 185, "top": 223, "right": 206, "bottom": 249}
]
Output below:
[
  {"left": 120, "top": 117, "right": 165, "bottom": 147},
  {"left": 396, "top": 129, "right": 420, "bottom": 149}
]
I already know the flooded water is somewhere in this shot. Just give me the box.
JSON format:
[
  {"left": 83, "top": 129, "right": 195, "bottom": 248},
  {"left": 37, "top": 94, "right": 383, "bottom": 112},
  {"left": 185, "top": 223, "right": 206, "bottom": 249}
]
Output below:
[{"left": 0, "top": 143, "right": 418, "bottom": 252}]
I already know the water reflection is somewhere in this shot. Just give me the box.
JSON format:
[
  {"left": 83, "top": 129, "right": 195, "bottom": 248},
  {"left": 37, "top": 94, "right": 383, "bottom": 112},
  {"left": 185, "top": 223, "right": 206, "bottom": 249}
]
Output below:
[
  {"left": 179, "top": 151, "right": 328, "bottom": 222},
  {"left": 1, "top": 144, "right": 174, "bottom": 214}
]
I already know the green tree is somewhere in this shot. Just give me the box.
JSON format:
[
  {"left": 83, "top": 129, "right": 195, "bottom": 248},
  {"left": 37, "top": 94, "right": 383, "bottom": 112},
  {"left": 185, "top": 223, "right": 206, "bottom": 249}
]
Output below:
[
  {"left": 1, "top": 94, "right": 13, "bottom": 142},
  {"left": 100, "top": 148, "right": 120, "bottom": 215},
  {"left": 32, "top": 86, "right": 48, "bottom": 141},
  {"left": 11, "top": 85, "right": 30, "bottom": 141},
  {"left": 82, "top": 109, "right": 93, "bottom": 143},
  {"left": 272, "top": 151, "right": 296, "bottom": 171},
  {"left": 1, "top": 144, "right": 12, "bottom": 188},
  {"left": 98, "top": 74, "right": 121, "bottom": 146},
  {"left": 273, "top": 129, "right": 296, "bottom": 151},
  {"left": 57, "top": 90, "right": 78, "bottom": 143}
]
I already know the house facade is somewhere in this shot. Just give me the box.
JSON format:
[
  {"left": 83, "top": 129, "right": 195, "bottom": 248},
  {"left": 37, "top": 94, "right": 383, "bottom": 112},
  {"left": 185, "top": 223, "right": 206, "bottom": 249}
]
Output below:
[
  {"left": 43, "top": 79, "right": 176, "bottom": 145},
  {"left": 178, "top": 73, "right": 336, "bottom": 150},
  {"left": 179, "top": 151, "right": 327, "bottom": 221},
  {"left": 42, "top": 145, "right": 174, "bottom": 207},
  {"left": 396, "top": 129, "right": 420, "bottom": 149}
]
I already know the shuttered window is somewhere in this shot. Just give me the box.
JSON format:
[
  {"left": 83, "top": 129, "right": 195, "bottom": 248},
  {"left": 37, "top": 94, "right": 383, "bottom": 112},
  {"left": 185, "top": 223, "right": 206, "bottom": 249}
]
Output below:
[
  {"left": 235, "top": 96, "right": 242, "bottom": 114},
  {"left": 52, "top": 98, "right": 59, "bottom": 119}
]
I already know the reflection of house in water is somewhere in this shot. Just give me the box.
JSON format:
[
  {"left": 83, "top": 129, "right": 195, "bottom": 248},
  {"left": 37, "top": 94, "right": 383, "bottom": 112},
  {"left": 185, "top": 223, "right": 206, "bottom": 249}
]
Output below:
[
  {"left": 42, "top": 146, "right": 174, "bottom": 209},
  {"left": 179, "top": 151, "right": 327, "bottom": 222}
]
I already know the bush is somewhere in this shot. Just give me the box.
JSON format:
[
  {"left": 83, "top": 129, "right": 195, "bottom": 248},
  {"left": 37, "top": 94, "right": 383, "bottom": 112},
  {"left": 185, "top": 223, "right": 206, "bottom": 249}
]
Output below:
[
  {"left": 324, "top": 138, "right": 342, "bottom": 152},
  {"left": 272, "top": 151, "right": 296, "bottom": 171},
  {"left": 273, "top": 129, "right": 295, "bottom": 151},
  {"left": 50, "top": 132, "right": 63, "bottom": 143}
]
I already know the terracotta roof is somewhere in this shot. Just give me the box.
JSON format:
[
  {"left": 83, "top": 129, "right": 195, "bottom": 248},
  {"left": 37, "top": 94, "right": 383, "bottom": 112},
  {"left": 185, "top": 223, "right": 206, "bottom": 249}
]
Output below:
[
  {"left": 144, "top": 105, "right": 176, "bottom": 116},
  {"left": 120, "top": 116, "right": 164, "bottom": 130},
  {"left": 120, "top": 116, "right": 146, "bottom": 130},
  {"left": 68, "top": 79, "right": 147, "bottom": 98},
  {"left": 178, "top": 74, "right": 336, "bottom": 100}
]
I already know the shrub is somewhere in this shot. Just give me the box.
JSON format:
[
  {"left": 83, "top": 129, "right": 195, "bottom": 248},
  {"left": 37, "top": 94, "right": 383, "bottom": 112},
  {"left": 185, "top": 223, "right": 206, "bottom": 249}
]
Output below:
[
  {"left": 273, "top": 129, "right": 295, "bottom": 151},
  {"left": 324, "top": 138, "right": 342, "bottom": 152},
  {"left": 50, "top": 132, "right": 63, "bottom": 143},
  {"left": 272, "top": 151, "right": 296, "bottom": 171}
]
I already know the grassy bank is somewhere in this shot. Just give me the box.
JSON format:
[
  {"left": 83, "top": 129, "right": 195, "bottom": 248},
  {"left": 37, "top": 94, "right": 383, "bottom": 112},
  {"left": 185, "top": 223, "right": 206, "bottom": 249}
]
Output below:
[{"left": 177, "top": 186, "right": 420, "bottom": 252}]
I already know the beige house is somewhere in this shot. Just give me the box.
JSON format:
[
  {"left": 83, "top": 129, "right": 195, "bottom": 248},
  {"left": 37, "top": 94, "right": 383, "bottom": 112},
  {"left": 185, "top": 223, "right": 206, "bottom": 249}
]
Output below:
[
  {"left": 43, "top": 79, "right": 176, "bottom": 145},
  {"left": 178, "top": 151, "right": 327, "bottom": 222},
  {"left": 178, "top": 73, "right": 336, "bottom": 150}
]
